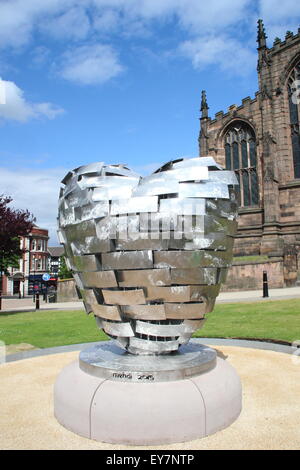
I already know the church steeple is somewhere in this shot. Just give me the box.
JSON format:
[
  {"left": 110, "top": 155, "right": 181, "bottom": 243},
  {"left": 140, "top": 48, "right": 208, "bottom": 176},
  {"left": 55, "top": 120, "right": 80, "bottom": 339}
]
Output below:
[
  {"left": 200, "top": 90, "right": 209, "bottom": 119},
  {"left": 257, "top": 19, "right": 267, "bottom": 49}
]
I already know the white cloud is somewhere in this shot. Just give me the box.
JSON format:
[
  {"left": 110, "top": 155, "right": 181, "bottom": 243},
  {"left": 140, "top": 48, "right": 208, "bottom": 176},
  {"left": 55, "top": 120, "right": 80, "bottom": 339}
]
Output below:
[
  {"left": 179, "top": 36, "right": 257, "bottom": 76},
  {"left": 40, "top": 6, "right": 91, "bottom": 40},
  {"left": 0, "top": 0, "right": 299, "bottom": 83},
  {"left": 0, "top": 167, "right": 66, "bottom": 245},
  {"left": 0, "top": 0, "right": 71, "bottom": 48},
  {"left": 58, "top": 44, "right": 124, "bottom": 85},
  {"left": 0, "top": 79, "right": 65, "bottom": 122}
]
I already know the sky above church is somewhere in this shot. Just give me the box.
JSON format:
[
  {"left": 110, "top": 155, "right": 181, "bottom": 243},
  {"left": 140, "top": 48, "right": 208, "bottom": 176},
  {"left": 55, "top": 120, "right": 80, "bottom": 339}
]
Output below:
[{"left": 0, "top": 0, "right": 300, "bottom": 244}]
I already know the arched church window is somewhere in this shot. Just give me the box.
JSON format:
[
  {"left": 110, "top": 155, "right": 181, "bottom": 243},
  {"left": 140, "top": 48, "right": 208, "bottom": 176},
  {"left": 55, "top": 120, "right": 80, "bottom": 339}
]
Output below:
[
  {"left": 287, "top": 62, "right": 300, "bottom": 179},
  {"left": 224, "top": 121, "right": 259, "bottom": 207}
]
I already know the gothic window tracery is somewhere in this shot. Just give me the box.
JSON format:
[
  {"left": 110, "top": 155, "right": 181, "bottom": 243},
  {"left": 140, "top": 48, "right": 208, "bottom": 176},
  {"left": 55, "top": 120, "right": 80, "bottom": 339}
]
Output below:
[
  {"left": 287, "top": 62, "right": 300, "bottom": 179},
  {"left": 224, "top": 121, "right": 259, "bottom": 207}
]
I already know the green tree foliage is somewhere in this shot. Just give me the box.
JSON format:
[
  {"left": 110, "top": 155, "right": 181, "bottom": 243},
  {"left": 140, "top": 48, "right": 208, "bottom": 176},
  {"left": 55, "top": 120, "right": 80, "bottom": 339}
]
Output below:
[
  {"left": 58, "top": 255, "right": 73, "bottom": 279},
  {"left": 0, "top": 195, "right": 35, "bottom": 275}
]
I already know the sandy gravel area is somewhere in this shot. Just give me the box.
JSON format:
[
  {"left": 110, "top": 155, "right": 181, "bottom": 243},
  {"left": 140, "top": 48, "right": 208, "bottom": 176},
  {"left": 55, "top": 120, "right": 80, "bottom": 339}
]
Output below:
[{"left": 1, "top": 345, "right": 299, "bottom": 450}]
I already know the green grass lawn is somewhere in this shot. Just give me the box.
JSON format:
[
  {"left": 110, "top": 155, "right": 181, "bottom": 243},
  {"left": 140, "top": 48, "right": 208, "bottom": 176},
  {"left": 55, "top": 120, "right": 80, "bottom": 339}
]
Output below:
[{"left": 0, "top": 298, "right": 299, "bottom": 348}]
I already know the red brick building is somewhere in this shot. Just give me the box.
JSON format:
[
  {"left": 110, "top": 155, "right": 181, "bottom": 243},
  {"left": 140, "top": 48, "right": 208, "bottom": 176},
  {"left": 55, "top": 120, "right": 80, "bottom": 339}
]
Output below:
[{"left": 3, "top": 224, "right": 49, "bottom": 296}]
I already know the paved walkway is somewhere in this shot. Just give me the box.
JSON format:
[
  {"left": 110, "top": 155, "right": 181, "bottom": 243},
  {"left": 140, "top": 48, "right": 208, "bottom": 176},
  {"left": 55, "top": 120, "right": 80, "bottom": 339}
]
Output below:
[
  {"left": 1, "top": 344, "right": 299, "bottom": 450},
  {"left": 1, "top": 286, "right": 300, "bottom": 313}
]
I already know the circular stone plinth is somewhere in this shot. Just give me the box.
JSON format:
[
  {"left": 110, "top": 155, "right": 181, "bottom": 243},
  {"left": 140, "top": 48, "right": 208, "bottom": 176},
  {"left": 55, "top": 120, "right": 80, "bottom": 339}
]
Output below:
[
  {"left": 54, "top": 348, "right": 242, "bottom": 445},
  {"left": 79, "top": 340, "right": 217, "bottom": 382}
]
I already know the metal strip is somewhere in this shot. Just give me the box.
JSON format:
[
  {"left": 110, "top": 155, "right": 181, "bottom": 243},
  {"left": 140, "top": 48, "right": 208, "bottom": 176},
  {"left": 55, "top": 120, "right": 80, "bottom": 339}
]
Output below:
[
  {"left": 165, "top": 303, "right": 206, "bottom": 319},
  {"left": 93, "top": 304, "right": 122, "bottom": 321},
  {"left": 80, "top": 271, "right": 118, "bottom": 288},
  {"left": 122, "top": 304, "right": 166, "bottom": 320},
  {"left": 102, "top": 289, "right": 146, "bottom": 305},
  {"left": 117, "top": 268, "right": 171, "bottom": 287},
  {"left": 145, "top": 286, "right": 191, "bottom": 302},
  {"left": 111, "top": 196, "right": 158, "bottom": 215},
  {"left": 102, "top": 321, "right": 135, "bottom": 338},
  {"left": 170, "top": 268, "right": 218, "bottom": 285},
  {"left": 102, "top": 250, "right": 153, "bottom": 270},
  {"left": 128, "top": 337, "right": 179, "bottom": 353}
]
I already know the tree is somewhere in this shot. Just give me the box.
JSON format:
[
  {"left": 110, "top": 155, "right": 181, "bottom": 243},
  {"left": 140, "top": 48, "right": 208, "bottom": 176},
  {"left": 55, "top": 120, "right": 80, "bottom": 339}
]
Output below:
[
  {"left": 0, "top": 195, "right": 35, "bottom": 307},
  {"left": 58, "top": 255, "right": 73, "bottom": 279}
]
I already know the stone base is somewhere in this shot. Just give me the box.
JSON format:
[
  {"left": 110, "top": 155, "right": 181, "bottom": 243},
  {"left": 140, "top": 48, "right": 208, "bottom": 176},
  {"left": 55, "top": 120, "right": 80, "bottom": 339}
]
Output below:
[{"left": 54, "top": 351, "right": 242, "bottom": 445}]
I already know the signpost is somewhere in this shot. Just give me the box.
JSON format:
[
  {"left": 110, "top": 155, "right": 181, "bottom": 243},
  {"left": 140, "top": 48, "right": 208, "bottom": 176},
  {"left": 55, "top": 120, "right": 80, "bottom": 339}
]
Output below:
[{"left": 42, "top": 273, "right": 51, "bottom": 302}]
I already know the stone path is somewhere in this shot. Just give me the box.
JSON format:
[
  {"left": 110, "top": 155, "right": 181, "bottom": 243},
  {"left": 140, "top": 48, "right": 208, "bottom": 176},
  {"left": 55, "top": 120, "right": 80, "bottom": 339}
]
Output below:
[{"left": 1, "top": 286, "right": 300, "bottom": 313}]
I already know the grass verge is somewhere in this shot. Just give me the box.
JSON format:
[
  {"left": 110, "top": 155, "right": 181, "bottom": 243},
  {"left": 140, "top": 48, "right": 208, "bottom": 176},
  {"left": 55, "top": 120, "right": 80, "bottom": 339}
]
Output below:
[{"left": 0, "top": 298, "right": 299, "bottom": 348}]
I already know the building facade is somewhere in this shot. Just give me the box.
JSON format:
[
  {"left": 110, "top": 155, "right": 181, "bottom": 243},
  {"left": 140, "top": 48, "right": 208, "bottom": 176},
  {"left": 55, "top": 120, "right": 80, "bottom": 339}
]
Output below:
[
  {"left": 48, "top": 246, "right": 64, "bottom": 276},
  {"left": 3, "top": 224, "right": 49, "bottom": 296},
  {"left": 199, "top": 21, "right": 300, "bottom": 285}
]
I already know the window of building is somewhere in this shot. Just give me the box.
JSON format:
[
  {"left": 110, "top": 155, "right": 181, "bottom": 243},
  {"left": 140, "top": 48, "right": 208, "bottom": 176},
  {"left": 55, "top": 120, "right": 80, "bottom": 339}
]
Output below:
[
  {"left": 288, "top": 61, "right": 300, "bottom": 179},
  {"left": 224, "top": 121, "right": 259, "bottom": 207}
]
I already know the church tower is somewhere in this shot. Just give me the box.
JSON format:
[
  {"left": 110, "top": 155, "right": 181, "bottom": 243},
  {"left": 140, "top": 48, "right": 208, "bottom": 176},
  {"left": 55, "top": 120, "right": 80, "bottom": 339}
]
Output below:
[{"left": 199, "top": 21, "right": 300, "bottom": 284}]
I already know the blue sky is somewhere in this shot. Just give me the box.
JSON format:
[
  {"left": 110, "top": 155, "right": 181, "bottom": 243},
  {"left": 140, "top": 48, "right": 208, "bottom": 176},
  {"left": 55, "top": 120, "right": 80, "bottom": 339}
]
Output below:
[{"left": 0, "top": 0, "right": 300, "bottom": 244}]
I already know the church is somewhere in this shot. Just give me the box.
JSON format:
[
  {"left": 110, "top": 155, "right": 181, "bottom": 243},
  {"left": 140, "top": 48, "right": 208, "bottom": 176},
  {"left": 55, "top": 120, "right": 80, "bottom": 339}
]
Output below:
[{"left": 199, "top": 20, "right": 300, "bottom": 288}]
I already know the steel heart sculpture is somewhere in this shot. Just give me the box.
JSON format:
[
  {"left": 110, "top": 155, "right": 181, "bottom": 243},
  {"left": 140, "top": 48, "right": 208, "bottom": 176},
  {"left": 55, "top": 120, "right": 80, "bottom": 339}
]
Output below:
[{"left": 58, "top": 157, "right": 238, "bottom": 355}]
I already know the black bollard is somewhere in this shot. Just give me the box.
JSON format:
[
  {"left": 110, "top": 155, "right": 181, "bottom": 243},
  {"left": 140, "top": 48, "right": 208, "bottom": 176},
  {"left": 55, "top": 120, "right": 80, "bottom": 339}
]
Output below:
[
  {"left": 263, "top": 271, "right": 269, "bottom": 298},
  {"left": 36, "top": 293, "right": 40, "bottom": 310}
]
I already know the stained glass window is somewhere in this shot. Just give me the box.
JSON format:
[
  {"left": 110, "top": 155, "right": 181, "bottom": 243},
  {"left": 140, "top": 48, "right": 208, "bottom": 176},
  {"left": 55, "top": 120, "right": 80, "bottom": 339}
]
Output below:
[
  {"left": 224, "top": 121, "right": 259, "bottom": 207},
  {"left": 288, "top": 62, "right": 300, "bottom": 179}
]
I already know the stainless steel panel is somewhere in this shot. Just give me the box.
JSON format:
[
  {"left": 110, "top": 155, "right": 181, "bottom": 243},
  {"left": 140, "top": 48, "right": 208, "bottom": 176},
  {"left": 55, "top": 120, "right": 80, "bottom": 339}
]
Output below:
[
  {"left": 102, "top": 321, "right": 135, "bottom": 338},
  {"left": 201, "top": 250, "right": 232, "bottom": 267},
  {"left": 111, "top": 196, "right": 158, "bottom": 215},
  {"left": 102, "top": 289, "right": 146, "bottom": 305},
  {"left": 154, "top": 251, "right": 205, "bottom": 269},
  {"left": 75, "top": 162, "right": 104, "bottom": 176},
  {"left": 206, "top": 199, "right": 238, "bottom": 220},
  {"left": 59, "top": 207, "right": 76, "bottom": 227},
  {"left": 128, "top": 337, "right": 179, "bottom": 353},
  {"left": 71, "top": 237, "right": 113, "bottom": 255},
  {"left": 172, "top": 156, "right": 223, "bottom": 170},
  {"left": 183, "top": 234, "right": 233, "bottom": 251},
  {"left": 73, "top": 255, "right": 99, "bottom": 272},
  {"left": 208, "top": 170, "right": 239, "bottom": 185},
  {"left": 122, "top": 304, "right": 166, "bottom": 320},
  {"left": 204, "top": 215, "right": 238, "bottom": 236},
  {"left": 135, "top": 320, "right": 186, "bottom": 337},
  {"left": 102, "top": 250, "right": 153, "bottom": 270},
  {"left": 189, "top": 285, "right": 221, "bottom": 302},
  {"left": 93, "top": 304, "right": 122, "bottom": 321},
  {"left": 81, "top": 288, "right": 98, "bottom": 306},
  {"left": 165, "top": 303, "right": 206, "bottom": 319},
  {"left": 57, "top": 229, "right": 67, "bottom": 245},
  {"left": 95, "top": 214, "right": 141, "bottom": 240},
  {"left": 65, "top": 188, "right": 91, "bottom": 208},
  {"left": 170, "top": 268, "right": 218, "bottom": 285},
  {"left": 74, "top": 201, "right": 109, "bottom": 222},
  {"left": 81, "top": 271, "right": 118, "bottom": 288},
  {"left": 145, "top": 286, "right": 191, "bottom": 302},
  {"left": 179, "top": 182, "right": 230, "bottom": 199},
  {"left": 115, "top": 235, "right": 169, "bottom": 251},
  {"left": 159, "top": 198, "right": 206, "bottom": 215},
  {"left": 64, "top": 220, "right": 97, "bottom": 242},
  {"left": 104, "top": 165, "right": 140, "bottom": 178},
  {"left": 117, "top": 268, "right": 171, "bottom": 287},
  {"left": 183, "top": 319, "right": 206, "bottom": 333},
  {"left": 133, "top": 179, "right": 179, "bottom": 197}
]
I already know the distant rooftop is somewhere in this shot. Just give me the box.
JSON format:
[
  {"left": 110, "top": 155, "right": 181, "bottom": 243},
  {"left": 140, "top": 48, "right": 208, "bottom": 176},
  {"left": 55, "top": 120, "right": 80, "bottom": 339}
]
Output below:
[{"left": 48, "top": 246, "right": 64, "bottom": 257}]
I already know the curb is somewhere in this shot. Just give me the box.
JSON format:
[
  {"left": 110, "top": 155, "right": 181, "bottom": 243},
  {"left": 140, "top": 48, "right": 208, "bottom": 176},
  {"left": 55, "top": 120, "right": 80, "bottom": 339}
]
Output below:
[{"left": 3, "top": 337, "right": 296, "bottom": 363}]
